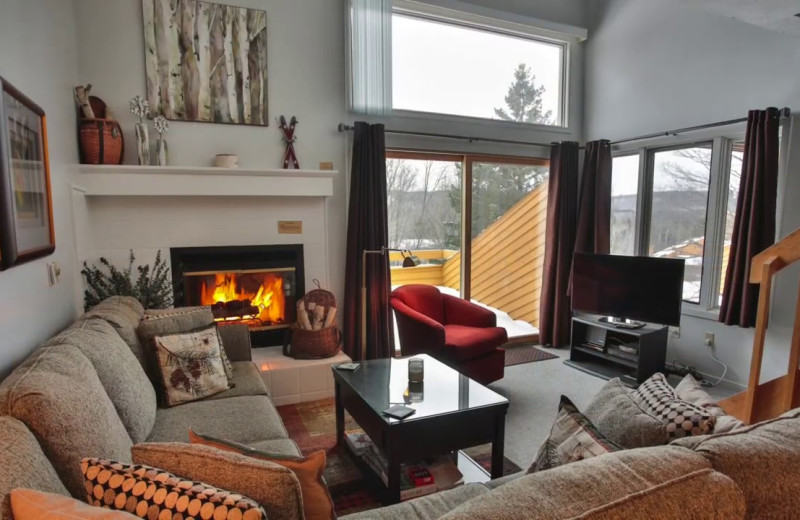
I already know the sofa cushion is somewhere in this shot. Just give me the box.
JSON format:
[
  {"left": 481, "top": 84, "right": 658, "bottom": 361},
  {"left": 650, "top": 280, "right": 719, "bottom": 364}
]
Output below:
[
  {"left": 0, "top": 417, "right": 69, "bottom": 519},
  {"left": 674, "top": 375, "right": 745, "bottom": 434},
  {"left": 529, "top": 395, "right": 622, "bottom": 473},
  {"left": 153, "top": 325, "right": 230, "bottom": 406},
  {"left": 341, "top": 483, "right": 489, "bottom": 520},
  {"left": 189, "top": 431, "right": 334, "bottom": 520},
  {"left": 584, "top": 377, "right": 669, "bottom": 448},
  {"left": 137, "top": 306, "right": 217, "bottom": 385},
  {"left": 10, "top": 488, "right": 138, "bottom": 519},
  {"left": 45, "top": 318, "right": 156, "bottom": 444},
  {"left": 632, "top": 373, "right": 716, "bottom": 439},
  {"left": 82, "top": 457, "right": 267, "bottom": 519},
  {"left": 672, "top": 408, "right": 800, "bottom": 519},
  {"left": 147, "top": 395, "right": 288, "bottom": 444},
  {"left": 443, "top": 325, "right": 506, "bottom": 361},
  {"left": 0, "top": 344, "right": 133, "bottom": 498},
  {"left": 82, "top": 296, "right": 146, "bottom": 374},
  {"left": 246, "top": 438, "right": 303, "bottom": 458},
  {"left": 201, "top": 361, "right": 269, "bottom": 401},
  {"left": 131, "top": 443, "right": 298, "bottom": 520},
  {"left": 440, "top": 446, "right": 746, "bottom": 520}
]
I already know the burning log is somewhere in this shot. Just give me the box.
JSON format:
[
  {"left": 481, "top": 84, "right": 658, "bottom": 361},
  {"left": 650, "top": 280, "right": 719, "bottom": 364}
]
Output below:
[{"left": 211, "top": 299, "right": 259, "bottom": 321}]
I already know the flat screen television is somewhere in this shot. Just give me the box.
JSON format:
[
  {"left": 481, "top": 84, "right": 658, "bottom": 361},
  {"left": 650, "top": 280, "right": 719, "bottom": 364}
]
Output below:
[{"left": 571, "top": 253, "right": 685, "bottom": 327}]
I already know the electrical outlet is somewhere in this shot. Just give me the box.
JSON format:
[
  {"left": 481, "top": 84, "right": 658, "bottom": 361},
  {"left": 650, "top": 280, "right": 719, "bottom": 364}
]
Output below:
[
  {"left": 670, "top": 326, "right": 680, "bottom": 338},
  {"left": 704, "top": 332, "right": 715, "bottom": 348}
]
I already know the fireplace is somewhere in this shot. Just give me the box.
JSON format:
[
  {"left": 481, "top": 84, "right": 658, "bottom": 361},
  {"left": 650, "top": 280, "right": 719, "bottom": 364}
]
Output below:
[{"left": 170, "top": 245, "right": 304, "bottom": 347}]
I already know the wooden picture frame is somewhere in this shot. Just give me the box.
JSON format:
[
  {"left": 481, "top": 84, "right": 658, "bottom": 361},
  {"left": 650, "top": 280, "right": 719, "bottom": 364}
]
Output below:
[{"left": 0, "top": 77, "right": 55, "bottom": 269}]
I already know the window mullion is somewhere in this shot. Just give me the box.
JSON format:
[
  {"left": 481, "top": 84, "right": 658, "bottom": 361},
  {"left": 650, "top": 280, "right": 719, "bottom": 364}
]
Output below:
[
  {"left": 636, "top": 148, "right": 653, "bottom": 257},
  {"left": 702, "top": 138, "right": 731, "bottom": 310}
]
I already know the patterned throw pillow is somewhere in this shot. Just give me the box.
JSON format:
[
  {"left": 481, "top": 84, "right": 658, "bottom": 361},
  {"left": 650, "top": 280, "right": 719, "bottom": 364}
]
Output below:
[
  {"left": 632, "top": 373, "right": 716, "bottom": 439},
  {"left": 80, "top": 458, "right": 266, "bottom": 519},
  {"left": 528, "top": 395, "right": 622, "bottom": 474},
  {"left": 674, "top": 374, "right": 745, "bottom": 434},
  {"left": 153, "top": 325, "right": 229, "bottom": 406},
  {"left": 189, "top": 430, "right": 335, "bottom": 520}
]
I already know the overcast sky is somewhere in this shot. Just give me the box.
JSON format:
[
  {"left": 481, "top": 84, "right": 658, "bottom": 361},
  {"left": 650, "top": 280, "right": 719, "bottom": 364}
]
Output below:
[{"left": 392, "top": 14, "right": 562, "bottom": 123}]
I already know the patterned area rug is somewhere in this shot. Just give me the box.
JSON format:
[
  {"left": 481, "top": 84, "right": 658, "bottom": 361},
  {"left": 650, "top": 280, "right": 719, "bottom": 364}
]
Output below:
[
  {"left": 277, "top": 398, "right": 522, "bottom": 516},
  {"left": 504, "top": 343, "right": 559, "bottom": 366}
]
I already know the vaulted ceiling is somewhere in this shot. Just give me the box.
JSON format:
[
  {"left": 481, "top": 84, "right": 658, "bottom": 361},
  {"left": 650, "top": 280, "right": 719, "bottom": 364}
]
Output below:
[{"left": 669, "top": 0, "right": 800, "bottom": 36}]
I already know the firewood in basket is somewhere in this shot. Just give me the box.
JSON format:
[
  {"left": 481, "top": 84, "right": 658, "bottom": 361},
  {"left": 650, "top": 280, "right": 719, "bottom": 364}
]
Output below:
[
  {"left": 73, "top": 84, "right": 95, "bottom": 119},
  {"left": 323, "top": 306, "right": 337, "bottom": 328},
  {"left": 311, "top": 306, "right": 325, "bottom": 331},
  {"left": 297, "top": 301, "right": 312, "bottom": 330}
]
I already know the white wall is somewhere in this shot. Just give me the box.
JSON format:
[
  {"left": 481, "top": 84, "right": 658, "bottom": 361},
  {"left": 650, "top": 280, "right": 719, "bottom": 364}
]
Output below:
[
  {"left": 75, "top": 0, "right": 350, "bottom": 302},
  {"left": 584, "top": 0, "right": 800, "bottom": 386},
  {"left": 74, "top": 0, "right": 587, "bottom": 314},
  {"left": 0, "top": 0, "right": 81, "bottom": 378}
]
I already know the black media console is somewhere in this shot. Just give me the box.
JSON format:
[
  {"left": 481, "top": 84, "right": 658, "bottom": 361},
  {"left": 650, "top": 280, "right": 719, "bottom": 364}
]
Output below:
[{"left": 564, "top": 315, "right": 668, "bottom": 388}]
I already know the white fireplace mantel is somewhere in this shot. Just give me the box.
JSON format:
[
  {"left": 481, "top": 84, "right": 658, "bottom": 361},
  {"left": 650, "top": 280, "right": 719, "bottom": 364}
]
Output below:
[{"left": 76, "top": 164, "right": 337, "bottom": 197}]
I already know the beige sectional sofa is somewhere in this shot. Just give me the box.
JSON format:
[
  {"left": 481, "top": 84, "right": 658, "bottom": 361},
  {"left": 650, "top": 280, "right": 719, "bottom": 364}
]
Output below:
[
  {"left": 1, "top": 295, "right": 799, "bottom": 519},
  {"left": 0, "top": 296, "right": 300, "bottom": 518}
]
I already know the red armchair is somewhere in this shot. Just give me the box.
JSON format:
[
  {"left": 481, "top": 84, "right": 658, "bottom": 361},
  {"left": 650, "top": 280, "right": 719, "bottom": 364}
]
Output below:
[{"left": 390, "top": 285, "right": 507, "bottom": 384}]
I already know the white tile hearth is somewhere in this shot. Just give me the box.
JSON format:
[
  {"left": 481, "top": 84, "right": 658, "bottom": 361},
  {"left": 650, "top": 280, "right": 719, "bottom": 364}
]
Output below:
[{"left": 251, "top": 346, "right": 351, "bottom": 406}]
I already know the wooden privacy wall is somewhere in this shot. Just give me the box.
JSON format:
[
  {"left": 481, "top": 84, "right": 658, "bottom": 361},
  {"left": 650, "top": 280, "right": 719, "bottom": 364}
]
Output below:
[{"left": 391, "top": 183, "right": 548, "bottom": 328}]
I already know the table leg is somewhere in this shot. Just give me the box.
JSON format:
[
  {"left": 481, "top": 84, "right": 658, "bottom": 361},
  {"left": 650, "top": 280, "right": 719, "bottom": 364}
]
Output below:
[
  {"left": 386, "top": 452, "right": 402, "bottom": 504},
  {"left": 335, "top": 380, "right": 344, "bottom": 446},
  {"left": 491, "top": 414, "right": 506, "bottom": 479}
]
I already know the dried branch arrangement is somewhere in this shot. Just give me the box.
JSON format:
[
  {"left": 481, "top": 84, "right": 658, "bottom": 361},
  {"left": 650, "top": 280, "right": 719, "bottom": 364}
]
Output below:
[{"left": 81, "top": 250, "right": 173, "bottom": 310}]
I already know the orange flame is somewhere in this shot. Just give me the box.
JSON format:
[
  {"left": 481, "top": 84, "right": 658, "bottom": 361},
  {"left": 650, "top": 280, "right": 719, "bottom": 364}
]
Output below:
[{"left": 200, "top": 272, "right": 285, "bottom": 324}]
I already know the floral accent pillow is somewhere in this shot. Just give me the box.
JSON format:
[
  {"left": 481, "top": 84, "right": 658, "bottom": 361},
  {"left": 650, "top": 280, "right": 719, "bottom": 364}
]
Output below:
[{"left": 153, "top": 325, "right": 228, "bottom": 406}]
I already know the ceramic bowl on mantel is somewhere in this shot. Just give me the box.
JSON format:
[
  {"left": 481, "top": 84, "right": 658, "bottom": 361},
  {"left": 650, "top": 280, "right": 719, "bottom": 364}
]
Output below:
[{"left": 214, "top": 154, "right": 239, "bottom": 168}]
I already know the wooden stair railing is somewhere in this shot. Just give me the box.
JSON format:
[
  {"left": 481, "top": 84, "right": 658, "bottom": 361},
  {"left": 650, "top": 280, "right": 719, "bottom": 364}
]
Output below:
[{"left": 719, "top": 226, "right": 800, "bottom": 424}]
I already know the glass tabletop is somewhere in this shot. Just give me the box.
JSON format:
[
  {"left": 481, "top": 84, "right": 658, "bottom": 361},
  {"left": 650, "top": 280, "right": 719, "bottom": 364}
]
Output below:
[{"left": 334, "top": 354, "right": 508, "bottom": 424}]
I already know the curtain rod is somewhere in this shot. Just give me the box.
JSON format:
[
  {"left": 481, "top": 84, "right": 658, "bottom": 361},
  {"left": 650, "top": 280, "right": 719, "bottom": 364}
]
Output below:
[
  {"left": 338, "top": 107, "right": 792, "bottom": 149},
  {"left": 336, "top": 123, "right": 553, "bottom": 148},
  {"left": 610, "top": 107, "right": 791, "bottom": 146}
]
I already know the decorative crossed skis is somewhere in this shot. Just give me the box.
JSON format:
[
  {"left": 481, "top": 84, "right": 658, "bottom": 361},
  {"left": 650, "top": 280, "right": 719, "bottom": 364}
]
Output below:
[{"left": 279, "top": 115, "right": 300, "bottom": 169}]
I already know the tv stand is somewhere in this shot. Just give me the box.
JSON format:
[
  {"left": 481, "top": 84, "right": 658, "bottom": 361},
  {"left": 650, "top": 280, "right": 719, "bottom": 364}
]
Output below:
[
  {"left": 598, "top": 316, "right": 646, "bottom": 329},
  {"left": 565, "top": 316, "right": 668, "bottom": 387}
]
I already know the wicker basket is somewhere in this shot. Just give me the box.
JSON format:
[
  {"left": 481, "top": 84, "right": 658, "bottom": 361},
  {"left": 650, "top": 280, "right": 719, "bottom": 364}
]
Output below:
[
  {"left": 284, "top": 283, "right": 341, "bottom": 359},
  {"left": 79, "top": 118, "right": 124, "bottom": 164}
]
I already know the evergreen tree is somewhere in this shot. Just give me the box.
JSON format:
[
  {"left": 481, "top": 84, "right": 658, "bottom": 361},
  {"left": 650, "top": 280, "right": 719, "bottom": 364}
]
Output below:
[{"left": 493, "top": 64, "right": 553, "bottom": 125}]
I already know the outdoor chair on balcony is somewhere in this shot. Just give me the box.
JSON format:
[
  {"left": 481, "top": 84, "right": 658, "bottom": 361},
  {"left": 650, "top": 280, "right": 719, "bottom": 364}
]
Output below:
[{"left": 390, "top": 284, "right": 507, "bottom": 385}]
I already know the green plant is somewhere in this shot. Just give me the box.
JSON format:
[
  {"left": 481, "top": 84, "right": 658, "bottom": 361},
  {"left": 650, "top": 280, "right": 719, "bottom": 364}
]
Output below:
[{"left": 82, "top": 250, "right": 173, "bottom": 310}]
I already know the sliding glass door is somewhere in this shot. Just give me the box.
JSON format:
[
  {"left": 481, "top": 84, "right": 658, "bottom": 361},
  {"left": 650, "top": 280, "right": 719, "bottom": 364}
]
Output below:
[{"left": 387, "top": 151, "right": 549, "bottom": 337}]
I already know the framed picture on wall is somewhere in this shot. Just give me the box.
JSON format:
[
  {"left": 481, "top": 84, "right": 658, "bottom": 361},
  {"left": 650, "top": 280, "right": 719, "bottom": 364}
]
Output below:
[{"left": 0, "top": 76, "right": 55, "bottom": 270}]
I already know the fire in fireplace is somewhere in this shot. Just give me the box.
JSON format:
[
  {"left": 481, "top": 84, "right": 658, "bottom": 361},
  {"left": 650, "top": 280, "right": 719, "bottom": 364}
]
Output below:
[
  {"left": 170, "top": 245, "right": 304, "bottom": 347},
  {"left": 184, "top": 268, "right": 291, "bottom": 327}
]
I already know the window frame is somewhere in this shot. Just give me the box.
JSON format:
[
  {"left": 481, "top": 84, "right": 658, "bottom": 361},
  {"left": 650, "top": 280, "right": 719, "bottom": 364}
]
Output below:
[
  {"left": 390, "top": 0, "right": 573, "bottom": 129},
  {"left": 611, "top": 128, "right": 747, "bottom": 318}
]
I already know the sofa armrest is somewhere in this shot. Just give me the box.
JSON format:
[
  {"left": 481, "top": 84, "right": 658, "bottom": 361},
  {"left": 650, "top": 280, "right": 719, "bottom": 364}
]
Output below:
[
  {"left": 391, "top": 299, "right": 446, "bottom": 356},
  {"left": 442, "top": 294, "right": 497, "bottom": 328},
  {"left": 484, "top": 471, "right": 524, "bottom": 490},
  {"left": 217, "top": 323, "right": 252, "bottom": 361}
]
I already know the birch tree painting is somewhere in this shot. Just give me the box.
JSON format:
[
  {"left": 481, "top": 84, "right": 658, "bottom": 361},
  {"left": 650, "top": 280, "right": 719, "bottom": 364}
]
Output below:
[{"left": 142, "top": 0, "right": 268, "bottom": 125}]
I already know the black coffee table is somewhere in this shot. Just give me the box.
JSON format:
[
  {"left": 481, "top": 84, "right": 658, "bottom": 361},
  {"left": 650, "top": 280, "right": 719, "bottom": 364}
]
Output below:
[{"left": 333, "top": 354, "right": 509, "bottom": 504}]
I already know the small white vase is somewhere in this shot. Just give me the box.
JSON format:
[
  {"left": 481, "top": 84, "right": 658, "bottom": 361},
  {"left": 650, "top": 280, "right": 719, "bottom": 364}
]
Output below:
[
  {"left": 156, "top": 138, "right": 168, "bottom": 166},
  {"left": 135, "top": 122, "right": 150, "bottom": 166}
]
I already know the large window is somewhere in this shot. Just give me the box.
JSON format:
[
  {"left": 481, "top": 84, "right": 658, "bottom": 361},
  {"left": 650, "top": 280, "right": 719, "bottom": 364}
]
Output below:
[
  {"left": 391, "top": 10, "right": 566, "bottom": 126},
  {"left": 611, "top": 136, "right": 746, "bottom": 313},
  {"left": 387, "top": 152, "right": 549, "bottom": 335}
]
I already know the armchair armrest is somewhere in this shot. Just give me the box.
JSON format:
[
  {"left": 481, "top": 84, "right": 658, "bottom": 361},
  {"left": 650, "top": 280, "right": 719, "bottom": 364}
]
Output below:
[
  {"left": 391, "top": 299, "right": 446, "bottom": 356},
  {"left": 442, "top": 294, "right": 497, "bottom": 328},
  {"left": 217, "top": 323, "right": 252, "bottom": 361}
]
